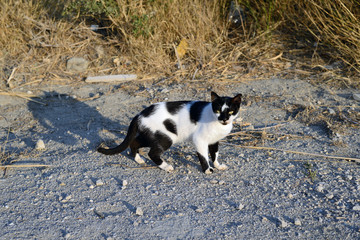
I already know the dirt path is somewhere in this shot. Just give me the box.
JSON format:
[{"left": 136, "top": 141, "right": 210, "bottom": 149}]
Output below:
[{"left": 1, "top": 78, "right": 359, "bottom": 239}]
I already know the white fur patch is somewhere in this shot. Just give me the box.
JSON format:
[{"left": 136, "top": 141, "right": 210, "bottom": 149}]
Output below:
[
  {"left": 134, "top": 153, "right": 145, "bottom": 164},
  {"left": 214, "top": 160, "right": 228, "bottom": 170},
  {"left": 221, "top": 104, "right": 229, "bottom": 112},
  {"left": 159, "top": 162, "right": 174, "bottom": 172}
]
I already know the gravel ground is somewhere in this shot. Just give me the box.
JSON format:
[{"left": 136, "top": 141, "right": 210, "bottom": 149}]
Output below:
[{"left": 0, "top": 78, "right": 359, "bottom": 239}]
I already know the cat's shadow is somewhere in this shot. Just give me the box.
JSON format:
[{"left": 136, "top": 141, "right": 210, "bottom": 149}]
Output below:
[{"left": 27, "top": 91, "right": 124, "bottom": 154}]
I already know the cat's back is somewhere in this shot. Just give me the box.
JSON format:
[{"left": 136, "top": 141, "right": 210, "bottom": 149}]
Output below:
[{"left": 138, "top": 100, "right": 211, "bottom": 143}]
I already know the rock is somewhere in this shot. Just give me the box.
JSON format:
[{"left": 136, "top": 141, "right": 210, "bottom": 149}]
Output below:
[
  {"left": 237, "top": 203, "right": 245, "bottom": 210},
  {"left": 210, "top": 180, "right": 218, "bottom": 184},
  {"left": 328, "top": 108, "right": 336, "bottom": 115},
  {"left": 122, "top": 180, "right": 128, "bottom": 187},
  {"left": 345, "top": 175, "right": 353, "bottom": 181},
  {"left": 353, "top": 205, "right": 360, "bottom": 211},
  {"left": 278, "top": 218, "right": 288, "bottom": 228},
  {"left": 279, "top": 219, "right": 288, "bottom": 228},
  {"left": 95, "top": 179, "right": 105, "bottom": 186},
  {"left": 35, "top": 139, "right": 46, "bottom": 150},
  {"left": 66, "top": 57, "right": 89, "bottom": 73},
  {"left": 315, "top": 183, "right": 325, "bottom": 193},
  {"left": 326, "top": 193, "right": 334, "bottom": 200},
  {"left": 195, "top": 207, "right": 204, "bottom": 213},
  {"left": 353, "top": 93, "right": 360, "bottom": 101},
  {"left": 136, "top": 207, "right": 144, "bottom": 216},
  {"left": 294, "top": 218, "right": 302, "bottom": 226},
  {"left": 219, "top": 180, "right": 225, "bottom": 185}
]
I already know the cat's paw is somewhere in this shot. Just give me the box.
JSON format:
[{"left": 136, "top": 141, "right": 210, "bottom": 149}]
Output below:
[
  {"left": 215, "top": 164, "right": 228, "bottom": 171},
  {"left": 205, "top": 167, "right": 214, "bottom": 174},
  {"left": 134, "top": 154, "right": 145, "bottom": 164},
  {"left": 159, "top": 162, "right": 174, "bottom": 172},
  {"left": 214, "top": 161, "right": 228, "bottom": 171}
]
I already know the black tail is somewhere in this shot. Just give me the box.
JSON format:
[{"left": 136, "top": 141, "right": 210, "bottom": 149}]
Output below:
[{"left": 97, "top": 116, "right": 139, "bottom": 155}]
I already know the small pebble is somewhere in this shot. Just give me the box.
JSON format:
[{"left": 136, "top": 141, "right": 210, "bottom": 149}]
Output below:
[
  {"left": 237, "top": 203, "right": 245, "bottom": 210},
  {"left": 35, "top": 139, "right": 46, "bottom": 150},
  {"left": 279, "top": 219, "right": 288, "bottom": 228},
  {"left": 353, "top": 93, "right": 360, "bottom": 101},
  {"left": 326, "top": 193, "right": 334, "bottom": 200},
  {"left": 353, "top": 205, "right": 360, "bottom": 211},
  {"left": 122, "top": 180, "right": 128, "bottom": 187},
  {"left": 315, "top": 183, "right": 325, "bottom": 193},
  {"left": 136, "top": 207, "right": 144, "bottom": 216},
  {"left": 345, "top": 175, "right": 353, "bottom": 181},
  {"left": 210, "top": 180, "right": 218, "bottom": 184},
  {"left": 294, "top": 218, "right": 302, "bottom": 226},
  {"left": 219, "top": 180, "right": 225, "bottom": 185},
  {"left": 195, "top": 207, "right": 204, "bottom": 213},
  {"left": 96, "top": 179, "right": 105, "bottom": 186}
]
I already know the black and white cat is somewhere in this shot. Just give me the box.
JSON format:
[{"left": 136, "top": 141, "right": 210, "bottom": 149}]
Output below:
[{"left": 97, "top": 91, "right": 242, "bottom": 174}]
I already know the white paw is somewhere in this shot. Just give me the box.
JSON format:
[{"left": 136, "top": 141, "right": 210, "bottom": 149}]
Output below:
[
  {"left": 159, "top": 162, "right": 174, "bottom": 172},
  {"left": 216, "top": 164, "right": 228, "bottom": 171},
  {"left": 134, "top": 154, "right": 145, "bottom": 164},
  {"left": 205, "top": 168, "right": 214, "bottom": 174},
  {"left": 214, "top": 160, "right": 228, "bottom": 170}
]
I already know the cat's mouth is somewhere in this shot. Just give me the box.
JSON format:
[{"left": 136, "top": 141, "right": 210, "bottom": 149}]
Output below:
[{"left": 220, "top": 120, "right": 230, "bottom": 125}]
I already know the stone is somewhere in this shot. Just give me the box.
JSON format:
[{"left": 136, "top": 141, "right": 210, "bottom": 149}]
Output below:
[
  {"left": 66, "top": 57, "right": 89, "bottom": 73},
  {"left": 353, "top": 93, "right": 360, "bottom": 101},
  {"left": 95, "top": 179, "right": 105, "bottom": 186},
  {"left": 35, "top": 139, "right": 46, "bottom": 150},
  {"left": 326, "top": 193, "right": 334, "bottom": 200},
  {"left": 136, "top": 207, "right": 144, "bottom": 216},
  {"left": 353, "top": 205, "right": 360, "bottom": 211},
  {"left": 279, "top": 218, "right": 288, "bottom": 228},
  {"left": 315, "top": 183, "right": 325, "bottom": 193},
  {"left": 294, "top": 218, "right": 302, "bottom": 226},
  {"left": 237, "top": 203, "right": 245, "bottom": 210},
  {"left": 122, "top": 180, "right": 128, "bottom": 187},
  {"left": 210, "top": 180, "right": 218, "bottom": 184},
  {"left": 195, "top": 207, "right": 204, "bottom": 213}
]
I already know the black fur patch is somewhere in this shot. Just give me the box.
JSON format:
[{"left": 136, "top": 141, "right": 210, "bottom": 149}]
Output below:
[
  {"left": 145, "top": 131, "right": 173, "bottom": 165},
  {"left": 140, "top": 104, "right": 157, "bottom": 117},
  {"left": 163, "top": 119, "right": 177, "bottom": 135},
  {"left": 196, "top": 152, "right": 213, "bottom": 173},
  {"left": 190, "top": 101, "right": 210, "bottom": 124},
  {"left": 166, "top": 101, "right": 188, "bottom": 115}
]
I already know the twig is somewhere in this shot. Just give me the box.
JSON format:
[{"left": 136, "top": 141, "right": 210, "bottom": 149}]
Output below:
[
  {"left": 0, "top": 164, "right": 51, "bottom": 169},
  {"left": 173, "top": 44, "right": 184, "bottom": 71},
  {"left": 6, "top": 67, "right": 17, "bottom": 85},
  {"left": 229, "top": 122, "right": 291, "bottom": 136},
  {"left": 0, "top": 90, "right": 46, "bottom": 105},
  {"left": 225, "top": 143, "right": 360, "bottom": 164},
  {"left": 106, "top": 163, "right": 158, "bottom": 169}
]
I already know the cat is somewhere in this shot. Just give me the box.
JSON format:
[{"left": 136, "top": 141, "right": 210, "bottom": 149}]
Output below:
[{"left": 97, "top": 91, "right": 242, "bottom": 174}]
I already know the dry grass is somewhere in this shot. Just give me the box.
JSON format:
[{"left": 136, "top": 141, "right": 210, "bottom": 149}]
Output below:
[{"left": 0, "top": 0, "right": 360, "bottom": 88}]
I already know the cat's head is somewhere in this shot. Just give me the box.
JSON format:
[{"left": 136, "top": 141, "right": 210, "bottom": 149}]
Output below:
[{"left": 211, "top": 91, "right": 242, "bottom": 125}]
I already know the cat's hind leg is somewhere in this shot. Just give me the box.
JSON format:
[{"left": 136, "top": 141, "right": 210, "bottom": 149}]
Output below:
[
  {"left": 148, "top": 132, "right": 174, "bottom": 172},
  {"left": 209, "top": 142, "right": 228, "bottom": 171},
  {"left": 129, "top": 138, "right": 146, "bottom": 164}
]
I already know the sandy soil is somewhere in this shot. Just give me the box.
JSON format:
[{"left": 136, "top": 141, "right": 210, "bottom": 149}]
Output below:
[{"left": 0, "top": 77, "right": 359, "bottom": 239}]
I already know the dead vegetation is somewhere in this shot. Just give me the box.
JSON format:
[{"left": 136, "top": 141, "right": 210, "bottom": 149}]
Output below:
[
  {"left": 0, "top": 0, "right": 360, "bottom": 89},
  {"left": 285, "top": 103, "right": 360, "bottom": 137}
]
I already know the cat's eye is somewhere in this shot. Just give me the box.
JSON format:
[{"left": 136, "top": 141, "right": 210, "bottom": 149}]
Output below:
[
  {"left": 216, "top": 110, "right": 220, "bottom": 114},
  {"left": 229, "top": 111, "right": 234, "bottom": 115}
]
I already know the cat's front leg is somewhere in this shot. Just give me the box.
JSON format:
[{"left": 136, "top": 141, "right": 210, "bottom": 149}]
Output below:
[
  {"left": 209, "top": 142, "right": 228, "bottom": 171},
  {"left": 194, "top": 141, "right": 213, "bottom": 174}
]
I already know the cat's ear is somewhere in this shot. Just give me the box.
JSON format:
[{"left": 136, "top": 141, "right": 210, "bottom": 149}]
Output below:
[
  {"left": 232, "top": 94, "right": 242, "bottom": 104},
  {"left": 211, "top": 91, "right": 220, "bottom": 101}
]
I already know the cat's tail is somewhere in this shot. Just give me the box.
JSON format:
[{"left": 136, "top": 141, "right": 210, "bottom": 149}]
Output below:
[{"left": 97, "top": 116, "right": 139, "bottom": 155}]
